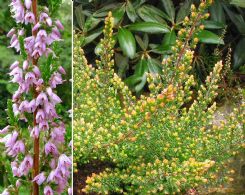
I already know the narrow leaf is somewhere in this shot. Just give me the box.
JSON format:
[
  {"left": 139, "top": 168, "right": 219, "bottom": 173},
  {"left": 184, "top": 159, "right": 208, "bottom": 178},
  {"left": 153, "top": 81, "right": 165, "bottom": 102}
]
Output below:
[
  {"left": 176, "top": 0, "right": 192, "bottom": 24},
  {"left": 161, "top": 0, "right": 175, "bottom": 23},
  {"left": 233, "top": 38, "right": 245, "bottom": 69},
  {"left": 197, "top": 30, "right": 224, "bottom": 44},
  {"left": 126, "top": 1, "right": 137, "bottom": 22},
  {"left": 128, "top": 22, "right": 170, "bottom": 33}
]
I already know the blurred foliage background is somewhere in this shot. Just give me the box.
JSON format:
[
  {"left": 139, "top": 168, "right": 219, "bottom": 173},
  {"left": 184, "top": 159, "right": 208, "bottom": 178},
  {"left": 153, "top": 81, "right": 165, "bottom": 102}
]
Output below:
[
  {"left": 0, "top": 0, "right": 72, "bottom": 192},
  {"left": 74, "top": 0, "right": 244, "bottom": 99}
]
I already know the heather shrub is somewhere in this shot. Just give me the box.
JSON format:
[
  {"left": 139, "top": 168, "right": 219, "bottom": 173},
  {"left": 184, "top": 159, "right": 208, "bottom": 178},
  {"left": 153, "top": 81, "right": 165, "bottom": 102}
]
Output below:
[{"left": 73, "top": 1, "right": 244, "bottom": 194}]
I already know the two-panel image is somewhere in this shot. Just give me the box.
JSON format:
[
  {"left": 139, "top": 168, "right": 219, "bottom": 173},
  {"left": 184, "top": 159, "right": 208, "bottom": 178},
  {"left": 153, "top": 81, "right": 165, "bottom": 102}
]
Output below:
[{"left": 0, "top": 0, "right": 244, "bottom": 194}]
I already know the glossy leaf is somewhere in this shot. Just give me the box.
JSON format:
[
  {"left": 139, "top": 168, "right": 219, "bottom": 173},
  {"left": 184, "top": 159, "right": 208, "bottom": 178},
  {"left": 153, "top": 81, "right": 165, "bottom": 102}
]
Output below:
[
  {"left": 161, "top": 0, "right": 175, "bottom": 23},
  {"left": 230, "top": 0, "right": 245, "bottom": 8},
  {"left": 118, "top": 28, "right": 136, "bottom": 59},
  {"left": 93, "top": 3, "right": 123, "bottom": 17},
  {"left": 148, "top": 58, "right": 162, "bottom": 74},
  {"left": 112, "top": 6, "right": 126, "bottom": 25},
  {"left": 84, "top": 16, "right": 101, "bottom": 32},
  {"left": 135, "top": 35, "right": 147, "bottom": 50},
  {"left": 197, "top": 30, "right": 224, "bottom": 45},
  {"left": 162, "top": 30, "right": 176, "bottom": 48},
  {"left": 203, "top": 20, "right": 225, "bottom": 29},
  {"left": 233, "top": 38, "right": 245, "bottom": 69},
  {"left": 137, "top": 5, "right": 168, "bottom": 23},
  {"left": 75, "top": 4, "right": 85, "bottom": 29},
  {"left": 115, "top": 53, "right": 129, "bottom": 77},
  {"left": 128, "top": 22, "right": 170, "bottom": 33},
  {"left": 126, "top": 1, "right": 137, "bottom": 22},
  {"left": 176, "top": 0, "right": 192, "bottom": 24},
  {"left": 83, "top": 28, "right": 103, "bottom": 46},
  {"left": 209, "top": 0, "right": 226, "bottom": 23}
]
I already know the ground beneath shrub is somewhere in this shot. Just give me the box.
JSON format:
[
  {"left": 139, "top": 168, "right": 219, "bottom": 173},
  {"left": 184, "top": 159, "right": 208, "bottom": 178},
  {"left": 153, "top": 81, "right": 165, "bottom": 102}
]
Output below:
[{"left": 73, "top": 160, "right": 115, "bottom": 195}]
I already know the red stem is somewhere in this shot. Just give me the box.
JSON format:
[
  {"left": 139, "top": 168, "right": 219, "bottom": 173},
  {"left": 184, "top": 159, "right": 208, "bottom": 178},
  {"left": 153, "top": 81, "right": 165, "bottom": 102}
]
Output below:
[{"left": 32, "top": 0, "right": 39, "bottom": 194}]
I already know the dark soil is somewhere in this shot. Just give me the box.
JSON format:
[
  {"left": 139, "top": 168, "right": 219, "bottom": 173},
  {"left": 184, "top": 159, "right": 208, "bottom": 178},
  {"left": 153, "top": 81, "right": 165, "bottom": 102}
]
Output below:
[{"left": 73, "top": 160, "right": 115, "bottom": 195}]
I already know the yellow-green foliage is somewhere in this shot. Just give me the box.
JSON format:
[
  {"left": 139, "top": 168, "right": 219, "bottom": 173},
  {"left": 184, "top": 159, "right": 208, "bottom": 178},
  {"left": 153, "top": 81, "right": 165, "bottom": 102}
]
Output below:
[{"left": 73, "top": 1, "right": 245, "bottom": 194}]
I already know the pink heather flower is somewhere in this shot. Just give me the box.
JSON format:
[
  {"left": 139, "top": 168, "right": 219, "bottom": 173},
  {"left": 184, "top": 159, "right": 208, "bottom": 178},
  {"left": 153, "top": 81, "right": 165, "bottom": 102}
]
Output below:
[
  {"left": 36, "top": 92, "right": 48, "bottom": 106},
  {"left": 44, "top": 186, "right": 53, "bottom": 195},
  {"left": 44, "top": 102, "right": 58, "bottom": 119},
  {"left": 10, "top": 61, "right": 19, "bottom": 70},
  {"left": 8, "top": 140, "right": 25, "bottom": 157},
  {"left": 10, "top": 0, "right": 25, "bottom": 23},
  {"left": 24, "top": 0, "right": 32, "bottom": 10},
  {"left": 1, "top": 189, "right": 10, "bottom": 195},
  {"left": 58, "top": 66, "right": 66, "bottom": 75},
  {"left": 13, "top": 103, "right": 20, "bottom": 116},
  {"left": 32, "top": 22, "right": 41, "bottom": 33},
  {"left": 33, "top": 172, "right": 46, "bottom": 185},
  {"left": 19, "top": 155, "right": 33, "bottom": 176},
  {"left": 40, "top": 12, "right": 52, "bottom": 27},
  {"left": 47, "top": 169, "right": 60, "bottom": 183},
  {"left": 56, "top": 178, "right": 68, "bottom": 193},
  {"left": 11, "top": 161, "right": 20, "bottom": 177},
  {"left": 7, "top": 28, "right": 16, "bottom": 38},
  {"left": 50, "top": 158, "right": 56, "bottom": 169},
  {"left": 47, "top": 28, "right": 61, "bottom": 45},
  {"left": 50, "top": 125, "right": 65, "bottom": 143},
  {"left": 68, "top": 188, "right": 72, "bottom": 195},
  {"left": 39, "top": 121, "right": 49, "bottom": 131},
  {"left": 30, "top": 126, "right": 40, "bottom": 138},
  {"left": 33, "top": 66, "right": 41, "bottom": 77},
  {"left": 0, "top": 131, "right": 18, "bottom": 148},
  {"left": 36, "top": 30, "right": 48, "bottom": 42},
  {"left": 12, "top": 89, "right": 22, "bottom": 102},
  {"left": 49, "top": 72, "right": 63, "bottom": 88},
  {"left": 55, "top": 20, "right": 64, "bottom": 30},
  {"left": 18, "top": 29, "right": 25, "bottom": 36},
  {"left": 19, "top": 100, "right": 29, "bottom": 113},
  {"left": 58, "top": 154, "right": 72, "bottom": 174},
  {"left": 25, "top": 72, "right": 37, "bottom": 86},
  {"left": 23, "top": 60, "right": 29, "bottom": 70},
  {"left": 24, "top": 36, "right": 35, "bottom": 54},
  {"left": 25, "top": 12, "right": 35, "bottom": 24},
  {"left": 9, "top": 34, "right": 20, "bottom": 52},
  {"left": 28, "top": 99, "right": 36, "bottom": 113},
  {"left": 9, "top": 67, "right": 23, "bottom": 83},
  {"left": 36, "top": 109, "right": 46, "bottom": 123},
  {"left": 45, "top": 142, "right": 59, "bottom": 156},
  {"left": 0, "top": 126, "right": 10, "bottom": 134},
  {"left": 16, "top": 180, "right": 21, "bottom": 188},
  {"left": 46, "top": 87, "right": 62, "bottom": 104}
]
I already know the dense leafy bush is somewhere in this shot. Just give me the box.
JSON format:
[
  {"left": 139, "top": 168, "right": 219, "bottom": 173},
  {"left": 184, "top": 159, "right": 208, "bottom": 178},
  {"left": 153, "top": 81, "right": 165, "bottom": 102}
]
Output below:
[{"left": 73, "top": 1, "right": 244, "bottom": 194}]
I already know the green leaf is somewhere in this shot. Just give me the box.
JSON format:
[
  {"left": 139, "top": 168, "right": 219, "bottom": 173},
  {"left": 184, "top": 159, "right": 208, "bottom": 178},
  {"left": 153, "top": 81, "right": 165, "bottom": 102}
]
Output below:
[
  {"left": 147, "top": 58, "right": 162, "bottom": 74},
  {"left": 135, "top": 35, "right": 146, "bottom": 50},
  {"left": 230, "top": 0, "right": 245, "bottom": 8},
  {"left": 126, "top": 1, "right": 137, "bottom": 22},
  {"left": 161, "top": 0, "right": 175, "bottom": 23},
  {"left": 209, "top": 0, "right": 226, "bottom": 23},
  {"left": 233, "top": 38, "right": 245, "bottom": 69},
  {"left": 115, "top": 53, "right": 129, "bottom": 78},
  {"left": 162, "top": 30, "right": 176, "bottom": 48},
  {"left": 137, "top": 5, "right": 168, "bottom": 23},
  {"left": 176, "top": 0, "right": 192, "bottom": 24},
  {"left": 197, "top": 30, "right": 224, "bottom": 45},
  {"left": 203, "top": 20, "right": 225, "bottom": 29},
  {"left": 128, "top": 22, "right": 170, "bottom": 33},
  {"left": 83, "top": 16, "right": 101, "bottom": 32},
  {"left": 83, "top": 28, "right": 103, "bottom": 46},
  {"left": 118, "top": 28, "right": 136, "bottom": 59},
  {"left": 75, "top": 4, "right": 85, "bottom": 30},
  {"left": 223, "top": 5, "right": 245, "bottom": 34},
  {"left": 93, "top": 3, "right": 123, "bottom": 17},
  {"left": 112, "top": 6, "right": 126, "bottom": 26}
]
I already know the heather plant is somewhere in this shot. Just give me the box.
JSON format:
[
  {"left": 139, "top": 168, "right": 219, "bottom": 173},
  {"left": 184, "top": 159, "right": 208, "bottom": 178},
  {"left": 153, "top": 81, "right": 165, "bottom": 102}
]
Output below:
[
  {"left": 73, "top": 1, "right": 244, "bottom": 194},
  {"left": 0, "top": 0, "right": 71, "bottom": 194}
]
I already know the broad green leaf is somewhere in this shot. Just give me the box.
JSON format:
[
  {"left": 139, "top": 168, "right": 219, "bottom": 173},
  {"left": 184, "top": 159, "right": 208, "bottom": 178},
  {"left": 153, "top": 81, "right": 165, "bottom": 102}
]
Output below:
[
  {"left": 126, "top": 1, "right": 137, "bottom": 22},
  {"left": 135, "top": 35, "right": 147, "bottom": 50},
  {"left": 83, "top": 28, "right": 103, "bottom": 46},
  {"left": 115, "top": 53, "right": 129, "bottom": 77},
  {"left": 83, "top": 16, "right": 101, "bottom": 32},
  {"left": 128, "top": 22, "right": 170, "bottom": 33},
  {"left": 209, "top": 0, "right": 226, "bottom": 23},
  {"left": 112, "top": 6, "right": 126, "bottom": 26},
  {"left": 203, "top": 20, "right": 225, "bottom": 29},
  {"left": 93, "top": 3, "right": 123, "bottom": 17},
  {"left": 161, "top": 0, "right": 175, "bottom": 23},
  {"left": 75, "top": 5, "right": 85, "bottom": 29},
  {"left": 197, "top": 30, "right": 224, "bottom": 45},
  {"left": 162, "top": 30, "right": 176, "bottom": 48},
  {"left": 176, "top": 0, "right": 192, "bottom": 24},
  {"left": 230, "top": 0, "right": 245, "bottom": 8},
  {"left": 223, "top": 5, "right": 245, "bottom": 34},
  {"left": 135, "top": 58, "right": 148, "bottom": 75},
  {"left": 147, "top": 58, "right": 162, "bottom": 74},
  {"left": 137, "top": 5, "right": 168, "bottom": 23},
  {"left": 233, "top": 38, "right": 245, "bottom": 69},
  {"left": 118, "top": 28, "right": 136, "bottom": 59}
]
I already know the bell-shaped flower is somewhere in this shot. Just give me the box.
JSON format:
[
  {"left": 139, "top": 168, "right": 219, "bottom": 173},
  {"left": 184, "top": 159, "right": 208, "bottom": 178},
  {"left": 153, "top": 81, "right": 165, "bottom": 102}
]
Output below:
[
  {"left": 24, "top": 0, "right": 32, "bottom": 10},
  {"left": 36, "top": 92, "right": 48, "bottom": 106},
  {"left": 58, "top": 66, "right": 66, "bottom": 75},
  {"left": 19, "top": 155, "right": 33, "bottom": 176},
  {"left": 19, "top": 100, "right": 30, "bottom": 113},
  {"left": 7, "top": 28, "right": 16, "bottom": 38},
  {"left": 36, "top": 109, "right": 46, "bottom": 123},
  {"left": 8, "top": 140, "right": 25, "bottom": 157},
  {"left": 0, "top": 131, "right": 18, "bottom": 149},
  {"left": 25, "top": 12, "right": 35, "bottom": 24},
  {"left": 44, "top": 186, "right": 53, "bottom": 195},
  {"left": 39, "top": 121, "right": 49, "bottom": 131},
  {"left": 23, "top": 60, "right": 29, "bottom": 70},
  {"left": 10, "top": 60, "right": 19, "bottom": 70},
  {"left": 11, "top": 161, "right": 20, "bottom": 177},
  {"left": 45, "top": 142, "right": 58, "bottom": 156},
  {"left": 57, "top": 154, "right": 72, "bottom": 175},
  {"left": 55, "top": 20, "right": 64, "bottom": 31},
  {"left": 10, "top": 0, "right": 25, "bottom": 23},
  {"left": 46, "top": 87, "right": 62, "bottom": 105},
  {"left": 0, "top": 126, "right": 10, "bottom": 134},
  {"left": 49, "top": 72, "right": 63, "bottom": 88},
  {"left": 30, "top": 126, "right": 40, "bottom": 138},
  {"left": 32, "top": 22, "right": 41, "bottom": 33},
  {"left": 13, "top": 103, "right": 20, "bottom": 116},
  {"left": 33, "top": 172, "right": 46, "bottom": 185},
  {"left": 40, "top": 12, "right": 52, "bottom": 27},
  {"left": 44, "top": 102, "right": 58, "bottom": 119},
  {"left": 27, "top": 99, "right": 36, "bottom": 113}
]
